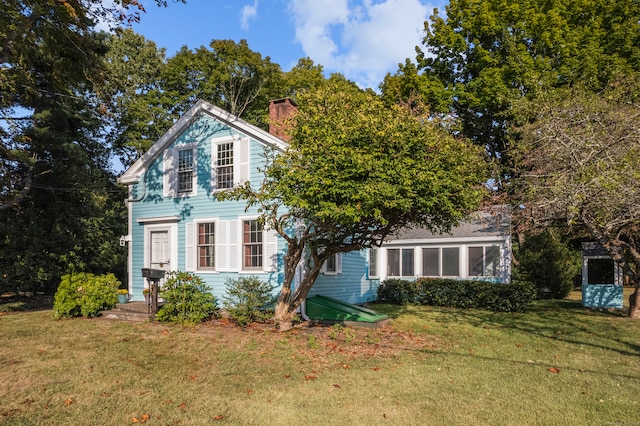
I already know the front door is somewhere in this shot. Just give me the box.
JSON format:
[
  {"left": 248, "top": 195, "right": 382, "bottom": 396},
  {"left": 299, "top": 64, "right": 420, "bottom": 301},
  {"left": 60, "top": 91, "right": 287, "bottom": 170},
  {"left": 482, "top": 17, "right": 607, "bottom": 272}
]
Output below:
[{"left": 150, "top": 230, "right": 171, "bottom": 272}]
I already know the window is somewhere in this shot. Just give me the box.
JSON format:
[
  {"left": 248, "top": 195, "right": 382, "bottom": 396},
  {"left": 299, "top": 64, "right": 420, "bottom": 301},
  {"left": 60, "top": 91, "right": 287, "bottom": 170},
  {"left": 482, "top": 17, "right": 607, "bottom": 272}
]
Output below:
[
  {"left": 369, "top": 248, "right": 378, "bottom": 278},
  {"left": 243, "top": 220, "right": 263, "bottom": 269},
  {"left": 216, "top": 142, "right": 234, "bottom": 189},
  {"left": 177, "top": 149, "right": 194, "bottom": 193},
  {"left": 322, "top": 253, "right": 342, "bottom": 274},
  {"left": 422, "top": 248, "right": 439, "bottom": 276},
  {"left": 442, "top": 247, "right": 460, "bottom": 277},
  {"left": 468, "top": 246, "right": 500, "bottom": 277},
  {"left": 387, "top": 248, "right": 414, "bottom": 277},
  {"left": 197, "top": 222, "right": 215, "bottom": 269}
]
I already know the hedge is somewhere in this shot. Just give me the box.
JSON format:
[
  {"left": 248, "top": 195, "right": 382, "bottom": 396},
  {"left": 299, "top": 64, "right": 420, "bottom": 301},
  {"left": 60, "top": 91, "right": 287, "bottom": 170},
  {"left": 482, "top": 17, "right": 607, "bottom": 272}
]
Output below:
[{"left": 377, "top": 277, "right": 536, "bottom": 312}]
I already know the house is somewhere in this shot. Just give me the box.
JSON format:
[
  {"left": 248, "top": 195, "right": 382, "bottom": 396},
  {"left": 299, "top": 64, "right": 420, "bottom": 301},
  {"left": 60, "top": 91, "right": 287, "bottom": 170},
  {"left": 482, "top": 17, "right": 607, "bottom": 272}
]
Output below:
[{"left": 118, "top": 99, "right": 511, "bottom": 306}]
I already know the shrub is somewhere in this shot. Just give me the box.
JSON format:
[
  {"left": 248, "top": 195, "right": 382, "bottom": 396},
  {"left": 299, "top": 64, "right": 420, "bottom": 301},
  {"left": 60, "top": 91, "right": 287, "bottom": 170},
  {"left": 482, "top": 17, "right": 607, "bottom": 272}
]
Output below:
[
  {"left": 156, "top": 271, "right": 217, "bottom": 325},
  {"left": 53, "top": 273, "right": 120, "bottom": 318},
  {"left": 513, "top": 230, "right": 580, "bottom": 299},
  {"left": 377, "top": 278, "right": 419, "bottom": 305},
  {"left": 417, "top": 278, "right": 537, "bottom": 312},
  {"left": 223, "top": 276, "right": 275, "bottom": 327}
]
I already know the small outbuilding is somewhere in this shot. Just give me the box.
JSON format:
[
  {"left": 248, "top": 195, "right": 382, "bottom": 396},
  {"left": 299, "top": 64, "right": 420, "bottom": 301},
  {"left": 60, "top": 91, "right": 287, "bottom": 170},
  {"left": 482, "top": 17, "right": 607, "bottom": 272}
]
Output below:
[{"left": 581, "top": 242, "right": 623, "bottom": 309}]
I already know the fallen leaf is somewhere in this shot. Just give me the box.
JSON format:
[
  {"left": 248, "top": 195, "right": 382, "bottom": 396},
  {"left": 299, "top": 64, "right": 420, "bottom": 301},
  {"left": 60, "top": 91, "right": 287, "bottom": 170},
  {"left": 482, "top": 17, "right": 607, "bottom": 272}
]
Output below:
[
  {"left": 214, "top": 415, "right": 224, "bottom": 421},
  {"left": 370, "top": 367, "right": 381, "bottom": 371},
  {"left": 547, "top": 367, "right": 561, "bottom": 374},
  {"left": 63, "top": 398, "right": 74, "bottom": 406},
  {"left": 333, "top": 384, "right": 341, "bottom": 388},
  {"left": 284, "top": 374, "right": 292, "bottom": 379},
  {"left": 246, "top": 390, "right": 253, "bottom": 395},
  {"left": 179, "top": 402, "right": 187, "bottom": 410},
  {"left": 305, "top": 375, "right": 318, "bottom": 381},
  {"left": 342, "top": 364, "right": 351, "bottom": 369},
  {"left": 132, "top": 418, "right": 140, "bottom": 423},
  {"left": 141, "top": 414, "right": 150, "bottom": 422}
]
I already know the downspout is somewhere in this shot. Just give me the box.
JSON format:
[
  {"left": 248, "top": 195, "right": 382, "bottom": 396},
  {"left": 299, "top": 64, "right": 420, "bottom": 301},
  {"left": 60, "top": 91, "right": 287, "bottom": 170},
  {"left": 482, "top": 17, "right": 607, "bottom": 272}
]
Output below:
[{"left": 295, "top": 262, "right": 310, "bottom": 320}]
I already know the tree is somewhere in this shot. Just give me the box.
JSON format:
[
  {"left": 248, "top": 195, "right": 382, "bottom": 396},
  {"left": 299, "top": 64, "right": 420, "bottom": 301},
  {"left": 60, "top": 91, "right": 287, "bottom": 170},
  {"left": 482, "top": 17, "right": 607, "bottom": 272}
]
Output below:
[
  {"left": 0, "top": 0, "right": 179, "bottom": 292},
  {"left": 225, "top": 83, "right": 488, "bottom": 329},
  {"left": 0, "top": 0, "right": 180, "bottom": 207},
  {"left": 102, "top": 28, "right": 169, "bottom": 167},
  {"left": 160, "top": 39, "right": 285, "bottom": 129},
  {"left": 382, "top": 0, "right": 640, "bottom": 181},
  {"left": 513, "top": 79, "right": 640, "bottom": 317},
  {"left": 514, "top": 230, "right": 580, "bottom": 299}
]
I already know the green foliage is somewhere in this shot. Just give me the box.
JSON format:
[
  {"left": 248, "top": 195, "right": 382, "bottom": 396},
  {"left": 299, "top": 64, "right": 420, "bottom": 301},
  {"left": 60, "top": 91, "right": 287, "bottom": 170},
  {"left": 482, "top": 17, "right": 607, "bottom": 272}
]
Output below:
[
  {"left": 514, "top": 231, "right": 581, "bottom": 299},
  {"left": 156, "top": 272, "right": 217, "bottom": 325},
  {"left": 223, "top": 276, "right": 275, "bottom": 327},
  {"left": 53, "top": 273, "right": 120, "bottom": 318},
  {"left": 378, "top": 278, "right": 536, "bottom": 313},
  {"left": 377, "top": 279, "right": 420, "bottom": 305},
  {"left": 384, "top": 0, "right": 640, "bottom": 179}
]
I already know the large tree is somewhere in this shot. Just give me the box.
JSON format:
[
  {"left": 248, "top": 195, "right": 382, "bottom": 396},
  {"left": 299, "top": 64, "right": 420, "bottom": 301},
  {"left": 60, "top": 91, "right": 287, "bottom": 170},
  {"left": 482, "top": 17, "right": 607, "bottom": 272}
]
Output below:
[
  {"left": 0, "top": 0, "right": 180, "bottom": 293},
  {"left": 226, "top": 82, "right": 488, "bottom": 329},
  {"left": 382, "top": 0, "right": 640, "bottom": 180},
  {"left": 513, "top": 79, "right": 640, "bottom": 317}
]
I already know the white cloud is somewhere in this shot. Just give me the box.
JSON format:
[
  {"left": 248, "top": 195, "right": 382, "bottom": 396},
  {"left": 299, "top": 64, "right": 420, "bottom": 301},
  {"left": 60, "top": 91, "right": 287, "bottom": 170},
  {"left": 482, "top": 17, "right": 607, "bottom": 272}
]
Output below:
[
  {"left": 288, "top": 0, "right": 433, "bottom": 89},
  {"left": 241, "top": 1, "right": 259, "bottom": 30}
]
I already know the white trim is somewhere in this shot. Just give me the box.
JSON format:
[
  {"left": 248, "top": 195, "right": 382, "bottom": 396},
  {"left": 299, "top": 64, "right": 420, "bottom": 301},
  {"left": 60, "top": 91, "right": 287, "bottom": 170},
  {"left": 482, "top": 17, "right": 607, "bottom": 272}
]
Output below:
[
  {"left": 118, "top": 99, "right": 286, "bottom": 185},
  {"left": 136, "top": 216, "right": 180, "bottom": 224},
  {"left": 143, "top": 222, "right": 178, "bottom": 273}
]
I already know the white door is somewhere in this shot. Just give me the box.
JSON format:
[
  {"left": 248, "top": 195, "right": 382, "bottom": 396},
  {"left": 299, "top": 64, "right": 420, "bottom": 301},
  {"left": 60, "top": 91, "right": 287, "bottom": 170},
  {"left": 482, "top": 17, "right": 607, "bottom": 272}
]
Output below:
[{"left": 150, "top": 230, "right": 171, "bottom": 271}]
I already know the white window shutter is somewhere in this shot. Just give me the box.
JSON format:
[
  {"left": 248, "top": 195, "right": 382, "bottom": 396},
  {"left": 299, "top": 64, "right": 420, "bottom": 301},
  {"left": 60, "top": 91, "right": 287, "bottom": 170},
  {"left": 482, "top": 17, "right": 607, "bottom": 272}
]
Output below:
[
  {"left": 185, "top": 222, "right": 195, "bottom": 271},
  {"left": 228, "top": 220, "right": 239, "bottom": 271},
  {"left": 235, "top": 138, "right": 250, "bottom": 185},
  {"left": 263, "top": 228, "right": 278, "bottom": 272},
  {"left": 336, "top": 253, "right": 342, "bottom": 274},
  {"left": 163, "top": 148, "right": 177, "bottom": 197},
  {"left": 210, "top": 140, "right": 218, "bottom": 190},
  {"left": 217, "top": 220, "right": 229, "bottom": 271},
  {"left": 320, "top": 259, "right": 327, "bottom": 274}
]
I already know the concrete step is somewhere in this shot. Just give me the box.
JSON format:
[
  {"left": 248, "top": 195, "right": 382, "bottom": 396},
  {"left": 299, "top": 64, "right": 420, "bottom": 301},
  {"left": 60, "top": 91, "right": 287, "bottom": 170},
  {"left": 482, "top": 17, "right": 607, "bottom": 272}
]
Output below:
[{"left": 101, "top": 302, "right": 157, "bottom": 322}]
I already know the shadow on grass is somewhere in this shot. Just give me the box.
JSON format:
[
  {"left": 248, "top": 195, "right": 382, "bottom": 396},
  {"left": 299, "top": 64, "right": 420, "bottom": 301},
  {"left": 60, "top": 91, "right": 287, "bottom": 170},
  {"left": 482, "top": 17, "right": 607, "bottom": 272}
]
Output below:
[
  {"left": 0, "top": 294, "right": 54, "bottom": 313},
  {"left": 373, "top": 297, "right": 640, "bottom": 359}
]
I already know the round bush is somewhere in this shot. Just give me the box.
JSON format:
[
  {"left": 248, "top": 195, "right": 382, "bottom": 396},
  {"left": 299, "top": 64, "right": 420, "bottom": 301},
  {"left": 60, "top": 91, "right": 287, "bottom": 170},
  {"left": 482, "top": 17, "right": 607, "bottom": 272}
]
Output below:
[
  {"left": 53, "top": 273, "right": 120, "bottom": 318},
  {"left": 156, "top": 271, "right": 217, "bottom": 325}
]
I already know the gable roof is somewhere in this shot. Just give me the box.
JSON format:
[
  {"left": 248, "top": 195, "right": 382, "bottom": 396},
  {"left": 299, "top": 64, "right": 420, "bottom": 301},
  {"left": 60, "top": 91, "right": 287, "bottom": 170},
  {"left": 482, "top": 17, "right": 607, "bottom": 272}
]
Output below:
[
  {"left": 386, "top": 206, "right": 511, "bottom": 242},
  {"left": 118, "top": 99, "right": 288, "bottom": 184}
]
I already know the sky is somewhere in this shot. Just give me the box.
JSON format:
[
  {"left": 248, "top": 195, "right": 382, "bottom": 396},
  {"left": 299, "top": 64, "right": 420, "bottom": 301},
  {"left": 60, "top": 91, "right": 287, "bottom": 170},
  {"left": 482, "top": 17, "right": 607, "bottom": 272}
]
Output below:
[{"left": 131, "top": 0, "right": 445, "bottom": 90}]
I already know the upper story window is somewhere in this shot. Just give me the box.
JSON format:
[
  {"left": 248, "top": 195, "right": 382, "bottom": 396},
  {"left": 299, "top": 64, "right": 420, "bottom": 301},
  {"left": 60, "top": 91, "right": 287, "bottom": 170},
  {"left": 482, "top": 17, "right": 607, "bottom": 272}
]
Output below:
[
  {"left": 243, "top": 220, "right": 263, "bottom": 270},
  {"left": 177, "top": 148, "right": 194, "bottom": 193},
  {"left": 216, "top": 142, "right": 234, "bottom": 190}
]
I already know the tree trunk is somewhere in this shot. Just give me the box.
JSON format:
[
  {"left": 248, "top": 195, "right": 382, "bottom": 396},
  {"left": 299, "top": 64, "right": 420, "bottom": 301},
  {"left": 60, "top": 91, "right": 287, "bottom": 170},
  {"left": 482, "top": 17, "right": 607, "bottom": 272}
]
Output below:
[
  {"left": 629, "top": 285, "right": 640, "bottom": 319},
  {"left": 273, "top": 244, "right": 324, "bottom": 330}
]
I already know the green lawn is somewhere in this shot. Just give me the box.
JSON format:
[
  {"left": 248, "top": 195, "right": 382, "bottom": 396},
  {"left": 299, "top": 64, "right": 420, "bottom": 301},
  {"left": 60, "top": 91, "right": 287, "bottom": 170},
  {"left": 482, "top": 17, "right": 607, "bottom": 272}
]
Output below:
[{"left": 1, "top": 290, "right": 639, "bottom": 425}]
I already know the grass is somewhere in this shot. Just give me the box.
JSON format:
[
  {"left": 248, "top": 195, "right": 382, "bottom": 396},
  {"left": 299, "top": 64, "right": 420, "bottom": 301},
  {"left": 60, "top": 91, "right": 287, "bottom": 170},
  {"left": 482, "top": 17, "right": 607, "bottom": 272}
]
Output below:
[{"left": 1, "top": 289, "right": 639, "bottom": 425}]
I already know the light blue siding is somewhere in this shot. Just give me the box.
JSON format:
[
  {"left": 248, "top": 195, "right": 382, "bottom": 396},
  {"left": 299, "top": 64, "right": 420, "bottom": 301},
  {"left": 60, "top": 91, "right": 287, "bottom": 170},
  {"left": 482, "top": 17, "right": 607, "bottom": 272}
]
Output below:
[
  {"left": 309, "top": 251, "right": 378, "bottom": 304},
  {"left": 128, "top": 115, "right": 284, "bottom": 301}
]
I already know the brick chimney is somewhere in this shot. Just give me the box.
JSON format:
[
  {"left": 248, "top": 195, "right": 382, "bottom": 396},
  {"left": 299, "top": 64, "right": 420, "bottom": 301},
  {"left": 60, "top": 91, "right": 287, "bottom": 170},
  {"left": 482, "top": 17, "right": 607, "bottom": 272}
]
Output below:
[{"left": 268, "top": 98, "right": 298, "bottom": 142}]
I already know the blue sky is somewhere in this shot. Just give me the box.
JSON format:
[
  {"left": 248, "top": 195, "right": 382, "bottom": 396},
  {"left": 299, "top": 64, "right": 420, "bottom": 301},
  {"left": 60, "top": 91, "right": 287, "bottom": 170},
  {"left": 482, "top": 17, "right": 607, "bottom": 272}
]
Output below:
[{"left": 131, "top": 0, "right": 445, "bottom": 90}]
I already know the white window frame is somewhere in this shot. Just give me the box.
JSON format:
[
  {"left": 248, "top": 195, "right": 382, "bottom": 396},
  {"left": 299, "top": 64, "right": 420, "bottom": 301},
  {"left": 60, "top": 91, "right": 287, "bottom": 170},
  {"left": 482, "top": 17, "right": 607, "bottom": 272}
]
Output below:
[
  {"left": 368, "top": 248, "right": 379, "bottom": 279},
  {"left": 238, "top": 216, "right": 278, "bottom": 273},
  {"left": 468, "top": 245, "right": 501, "bottom": 278},
  {"left": 386, "top": 248, "right": 415, "bottom": 278},
  {"left": 211, "top": 135, "right": 250, "bottom": 192},
  {"left": 321, "top": 253, "right": 342, "bottom": 275},
  {"left": 163, "top": 143, "right": 197, "bottom": 198}
]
